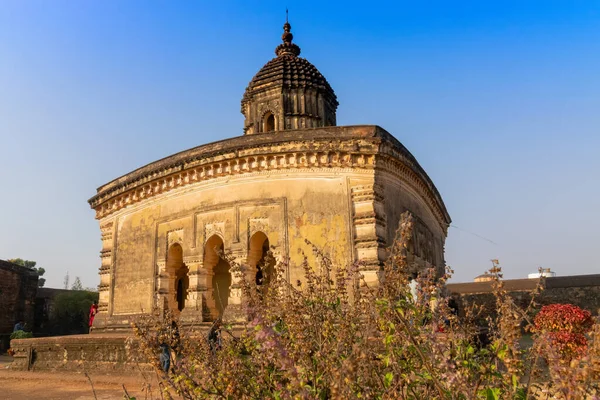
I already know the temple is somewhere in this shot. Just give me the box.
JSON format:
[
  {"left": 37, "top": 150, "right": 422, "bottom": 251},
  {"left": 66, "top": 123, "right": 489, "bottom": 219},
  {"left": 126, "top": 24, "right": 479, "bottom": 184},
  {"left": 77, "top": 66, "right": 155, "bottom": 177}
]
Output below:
[{"left": 87, "top": 21, "right": 451, "bottom": 331}]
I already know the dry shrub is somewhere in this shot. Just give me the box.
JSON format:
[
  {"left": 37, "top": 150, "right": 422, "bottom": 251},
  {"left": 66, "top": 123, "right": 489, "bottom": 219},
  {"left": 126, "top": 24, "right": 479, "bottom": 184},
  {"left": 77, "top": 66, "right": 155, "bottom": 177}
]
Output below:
[{"left": 131, "top": 212, "right": 600, "bottom": 399}]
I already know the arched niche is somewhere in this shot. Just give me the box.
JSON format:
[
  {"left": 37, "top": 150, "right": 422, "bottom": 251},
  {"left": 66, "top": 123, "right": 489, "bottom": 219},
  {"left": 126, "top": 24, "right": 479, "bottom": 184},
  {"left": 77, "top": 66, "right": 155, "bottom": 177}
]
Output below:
[
  {"left": 247, "top": 232, "right": 275, "bottom": 290},
  {"left": 203, "top": 235, "right": 231, "bottom": 319},
  {"left": 263, "top": 111, "right": 275, "bottom": 132},
  {"left": 166, "top": 243, "right": 189, "bottom": 312}
]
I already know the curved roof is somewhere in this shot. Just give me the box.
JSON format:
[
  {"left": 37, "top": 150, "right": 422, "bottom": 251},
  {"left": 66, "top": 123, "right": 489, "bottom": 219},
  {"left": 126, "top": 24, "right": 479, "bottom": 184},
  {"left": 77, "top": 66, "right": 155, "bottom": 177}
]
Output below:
[
  {"left": 241, "top": 21, "right": 337, "bottom": 110},
  {"left": 88, "top": 125, "right": 451, "bottom": 231},
  {"left": 242, "top": 55, "right": 336, "bottom": 104}
]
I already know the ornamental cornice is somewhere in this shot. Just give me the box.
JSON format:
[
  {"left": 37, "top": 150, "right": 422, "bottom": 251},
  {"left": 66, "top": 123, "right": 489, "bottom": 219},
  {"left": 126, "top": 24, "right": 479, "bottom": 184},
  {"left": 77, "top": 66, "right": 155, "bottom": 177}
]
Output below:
[
  {"left": 88, "top": 126, "right": 450, "bottom": 229},
  {"left": 91, "top": 148, "right": 377, "bottom": 219},
  {"left": 91, "top": 126, "right": 383, "bottom": 201}
]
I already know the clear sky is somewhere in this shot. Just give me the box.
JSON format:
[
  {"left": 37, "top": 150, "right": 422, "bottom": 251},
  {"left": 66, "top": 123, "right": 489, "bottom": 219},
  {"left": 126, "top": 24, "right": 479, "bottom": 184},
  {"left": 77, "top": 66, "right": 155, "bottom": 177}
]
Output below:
[{"left": 1, "top": 1, "right": 598, "bottom": 289}]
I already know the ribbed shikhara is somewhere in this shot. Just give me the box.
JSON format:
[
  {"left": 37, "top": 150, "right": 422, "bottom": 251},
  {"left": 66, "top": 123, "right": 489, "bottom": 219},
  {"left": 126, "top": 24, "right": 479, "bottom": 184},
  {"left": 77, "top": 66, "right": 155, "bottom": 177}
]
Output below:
[{"left": 241, "top": 21, "right": 338, "bottom": 134}]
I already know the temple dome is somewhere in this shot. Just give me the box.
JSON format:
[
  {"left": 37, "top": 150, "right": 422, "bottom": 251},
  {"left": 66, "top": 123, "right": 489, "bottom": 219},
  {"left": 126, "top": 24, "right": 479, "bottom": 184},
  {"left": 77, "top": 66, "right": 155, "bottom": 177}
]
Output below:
[
  {"left": 241, "top": 21, "right": 338, "bottom": 134},
  {"left": 242, "top": 56, "right": 336, "bottom": 104}
]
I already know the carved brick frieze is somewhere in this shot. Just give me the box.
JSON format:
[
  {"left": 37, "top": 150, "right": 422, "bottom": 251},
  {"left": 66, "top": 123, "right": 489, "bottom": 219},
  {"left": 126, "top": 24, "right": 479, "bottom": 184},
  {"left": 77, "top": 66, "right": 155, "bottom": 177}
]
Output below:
[
  {"left": 91, "top": 140, "right": 379, "bottom": 219},
  {"left": 204, "top": 222, "right": 225, "bottom": 240},
  {"left": 248, "top": 218, "right": 269, "bottom": 237},
  {"left": 167, "top": 228, "right": 184, "bottom": 247}
]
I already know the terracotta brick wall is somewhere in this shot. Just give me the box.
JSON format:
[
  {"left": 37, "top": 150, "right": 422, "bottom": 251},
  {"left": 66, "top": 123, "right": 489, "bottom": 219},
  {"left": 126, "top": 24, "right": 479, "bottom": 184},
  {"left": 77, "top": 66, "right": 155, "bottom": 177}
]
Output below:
[{"left": 0, "top": 260, "right": 38, "bottom": 350}]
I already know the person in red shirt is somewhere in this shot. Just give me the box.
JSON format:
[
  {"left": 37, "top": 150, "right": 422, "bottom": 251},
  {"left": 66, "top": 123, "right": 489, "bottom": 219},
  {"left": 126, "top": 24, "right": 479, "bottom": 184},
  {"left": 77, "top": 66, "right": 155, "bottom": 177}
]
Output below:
[{"left": 89, "top": 301, "right": 98, "bottom": 333}]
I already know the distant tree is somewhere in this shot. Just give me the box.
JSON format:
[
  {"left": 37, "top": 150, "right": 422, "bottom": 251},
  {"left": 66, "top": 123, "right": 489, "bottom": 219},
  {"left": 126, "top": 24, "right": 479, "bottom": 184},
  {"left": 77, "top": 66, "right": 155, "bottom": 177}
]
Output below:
[
  {"left": 49, "top": 290, "right": 99, "bottom": 335},
  {"left": 63, "top": 272, "right": 70, "bottom": 290},
  {"left": 71, "top": 276, "right": 83, "bottom": 291},
  {"left": 8, "top": 258, "right": 46, "bottom": 287}
]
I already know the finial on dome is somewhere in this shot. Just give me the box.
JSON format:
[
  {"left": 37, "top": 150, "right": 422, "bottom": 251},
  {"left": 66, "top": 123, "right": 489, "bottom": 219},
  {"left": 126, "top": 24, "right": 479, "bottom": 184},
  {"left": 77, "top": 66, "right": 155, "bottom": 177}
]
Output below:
[{"left": 275, "top": 11, "right": 301, "bottom": 57}]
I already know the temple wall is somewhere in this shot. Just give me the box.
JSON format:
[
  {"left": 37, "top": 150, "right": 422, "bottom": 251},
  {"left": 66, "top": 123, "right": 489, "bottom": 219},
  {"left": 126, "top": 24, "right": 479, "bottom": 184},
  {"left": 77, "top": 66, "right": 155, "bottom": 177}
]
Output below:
[
  {"left": 112, "top": 205, "right": 161, "bottom": 314},
  {"left": 101, "top": 170, "right": 374, "bottom": 318},
  {"left": 378, "top": 172, "right": 447, "bottom": 273}
]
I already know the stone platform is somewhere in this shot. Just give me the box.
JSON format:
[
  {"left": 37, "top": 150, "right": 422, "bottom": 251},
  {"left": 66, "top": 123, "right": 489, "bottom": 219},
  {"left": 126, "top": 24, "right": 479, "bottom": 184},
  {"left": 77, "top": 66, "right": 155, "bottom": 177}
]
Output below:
[
  {"left": 9, "top": 322, "right": 244, "bottom": 372},
  {"left": 10, "top": 333, "right": 141, "bottom": 372}
]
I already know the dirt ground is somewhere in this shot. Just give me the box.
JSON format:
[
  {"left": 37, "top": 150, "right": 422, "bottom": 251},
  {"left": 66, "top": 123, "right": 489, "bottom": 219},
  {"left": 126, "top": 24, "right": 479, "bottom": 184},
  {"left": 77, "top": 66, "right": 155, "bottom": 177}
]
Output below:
[{"left": 0, "top": 356, "right": 164, "bottom": 400}]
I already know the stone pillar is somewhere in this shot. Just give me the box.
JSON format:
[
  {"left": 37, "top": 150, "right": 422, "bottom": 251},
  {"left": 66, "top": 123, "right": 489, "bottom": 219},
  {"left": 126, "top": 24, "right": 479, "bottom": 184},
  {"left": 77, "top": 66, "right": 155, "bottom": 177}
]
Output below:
[
  {"left": 351, "top": 184, "right": 387, "bottom": 286},
  {"left": 97, "top": 221, "right": 115, "bottom": 315},
  {"left": 221, "top": 250, "right": 247, "bottom": 323},
  {"left": 180, "top": 259, "right": 204, "bottom": 323},
  {"left": 155, "top": 260, "right": 170, "bottom": 313}
]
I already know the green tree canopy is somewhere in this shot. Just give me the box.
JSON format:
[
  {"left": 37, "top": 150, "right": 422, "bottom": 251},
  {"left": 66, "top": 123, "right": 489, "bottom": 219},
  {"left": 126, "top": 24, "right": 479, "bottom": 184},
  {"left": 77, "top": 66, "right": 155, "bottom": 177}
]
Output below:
[{"left": 8, "top": 258, "right": 46, "bottom": 287}]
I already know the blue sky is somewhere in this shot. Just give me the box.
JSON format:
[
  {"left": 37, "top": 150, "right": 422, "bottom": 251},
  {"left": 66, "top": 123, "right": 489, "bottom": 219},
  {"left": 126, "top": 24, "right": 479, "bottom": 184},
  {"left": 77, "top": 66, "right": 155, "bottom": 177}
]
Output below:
[{"left": 1, "top": 1, "right": 598, "bottom": 288}]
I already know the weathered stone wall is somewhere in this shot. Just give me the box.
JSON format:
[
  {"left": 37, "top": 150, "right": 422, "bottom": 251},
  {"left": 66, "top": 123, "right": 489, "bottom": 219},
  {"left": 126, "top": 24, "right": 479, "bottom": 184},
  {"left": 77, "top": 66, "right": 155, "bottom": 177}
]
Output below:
[
  {"left": 379, "top": 175, "right": 446, "bottom": 274},
  {"left": 10, "top": 334, "right": 140, "bottom": 372},
  {"left": 447, "top": 274, "right": 600, "bottom": 320},
  {"left": 10, "top": 325, "right": 228, "bottom": 372},
  {"left": 0, "top": 260, "right": 38, "bottom": 351},
  {"left": 100, "top": 172, "right": 366, "bottom": 326}
]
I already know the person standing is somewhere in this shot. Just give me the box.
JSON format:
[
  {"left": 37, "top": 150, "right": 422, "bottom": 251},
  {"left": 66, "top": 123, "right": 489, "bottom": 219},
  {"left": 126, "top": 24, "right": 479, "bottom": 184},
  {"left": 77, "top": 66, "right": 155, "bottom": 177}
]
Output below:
[{"left": 88, "top": 301, "right": 98, "bottom": 333}]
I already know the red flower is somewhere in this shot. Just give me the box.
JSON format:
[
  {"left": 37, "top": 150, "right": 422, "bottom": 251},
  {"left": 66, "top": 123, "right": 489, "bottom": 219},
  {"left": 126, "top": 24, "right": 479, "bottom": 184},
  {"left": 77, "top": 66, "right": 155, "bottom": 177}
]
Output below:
[
  {"left": 533, "top": 304, "right": 593, "bottom": 361},
  {"left": 533, "top": 304, "right": 592, "bottom": 334}
]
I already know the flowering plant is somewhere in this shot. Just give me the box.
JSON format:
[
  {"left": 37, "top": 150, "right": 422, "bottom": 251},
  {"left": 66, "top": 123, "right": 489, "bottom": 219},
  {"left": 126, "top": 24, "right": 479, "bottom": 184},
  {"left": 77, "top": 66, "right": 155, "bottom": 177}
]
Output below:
[
  {"left": 534, "top": 304, "right": 592, "bottom": 334},
  {"left": 533, "top": 304, "right": 593, "bottom": 362},
  {"left": 130, "top": 213, "right": 600, "bottom": 399}
]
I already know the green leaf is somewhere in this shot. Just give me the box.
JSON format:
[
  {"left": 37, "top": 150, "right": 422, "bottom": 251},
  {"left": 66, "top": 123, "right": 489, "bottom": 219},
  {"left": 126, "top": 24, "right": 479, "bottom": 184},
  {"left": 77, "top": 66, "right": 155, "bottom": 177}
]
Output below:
[
  {"left": 514, "top": 387, "right": 527, "bottom": 400},
  {"left": 384, "top": 372, "right": 393, "bottom": 388},
  {"left": 384, "top": 334, "right": 394, "bottom": 346},
  {"left": 383, "top": 354, "right": 391, "bottom": 367},
  {"left": 480, "top": 388, "right": 500, "bottom": 400}
]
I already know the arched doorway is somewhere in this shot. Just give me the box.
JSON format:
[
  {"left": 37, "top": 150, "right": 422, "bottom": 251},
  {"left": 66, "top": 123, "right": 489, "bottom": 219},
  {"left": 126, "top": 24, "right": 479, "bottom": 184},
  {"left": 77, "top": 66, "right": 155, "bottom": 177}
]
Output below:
[
  {"left": 203, "top": 235, "right": 231, "bottom": 319},
  {"left": 166, "top": 243, "right": 189, "bottom": 312},
  {"left": 263, "top": 112, "right": 275, "bottom": 132},
  {"left": 247, "top": 232, "right": 275, "bottom": 290}
]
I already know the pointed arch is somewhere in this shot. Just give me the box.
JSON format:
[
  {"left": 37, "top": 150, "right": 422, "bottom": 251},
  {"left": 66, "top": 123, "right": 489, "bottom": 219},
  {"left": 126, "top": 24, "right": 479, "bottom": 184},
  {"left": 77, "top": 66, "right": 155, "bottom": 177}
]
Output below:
[
  {"left": 248, "top": 232, "right": 275, "bottom": 289},
  {"left": 203, "top": 234, "right": 231, "bottom": 319},
  {"left": 166, "top": 243, "right": 188, "bottom": 312}
]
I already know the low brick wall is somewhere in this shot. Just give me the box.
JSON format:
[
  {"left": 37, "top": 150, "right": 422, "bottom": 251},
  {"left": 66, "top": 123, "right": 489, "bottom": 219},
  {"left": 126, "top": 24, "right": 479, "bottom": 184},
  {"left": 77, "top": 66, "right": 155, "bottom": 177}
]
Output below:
[
  {"left": 10, "top": 334, "right": 148, "bottom": 372},
  {"left": 447, "top": 274, "right": 600, "bottom": 319},
  {"left": 9, "top": 322, "right": 232, "bottom": 372}
]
